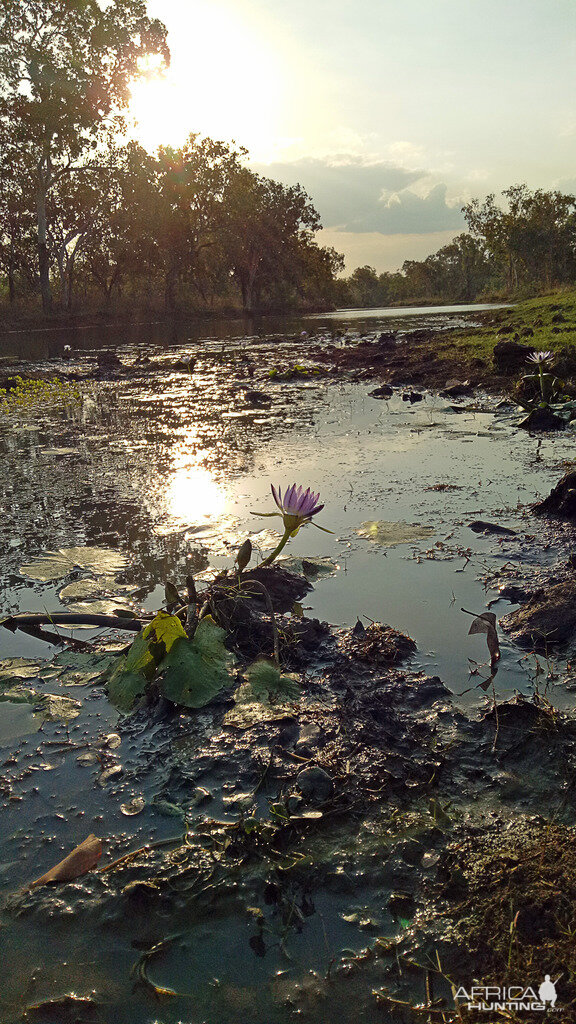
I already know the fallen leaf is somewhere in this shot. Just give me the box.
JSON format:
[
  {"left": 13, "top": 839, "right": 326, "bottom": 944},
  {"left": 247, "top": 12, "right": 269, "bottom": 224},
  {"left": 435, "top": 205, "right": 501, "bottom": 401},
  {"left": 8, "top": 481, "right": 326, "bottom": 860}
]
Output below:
[
  {"left": 356, "top": 521, "right": 435, "bottom": 547},
  {"left": 30, "top": 834, "right": 103, "bottom": 887},
  {"left": 463, "top": 608, "right": 501, "bottom": 666}
]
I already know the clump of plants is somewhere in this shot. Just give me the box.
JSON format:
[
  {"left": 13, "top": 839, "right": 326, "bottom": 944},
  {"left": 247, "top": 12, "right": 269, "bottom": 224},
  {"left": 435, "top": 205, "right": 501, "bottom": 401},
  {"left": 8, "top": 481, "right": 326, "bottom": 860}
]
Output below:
[
  {"left": 515, "top": 351, "right": 576, "bottom": 429},
  {"left": 0, "top": 375, "right": 81, "bottom": 414},
  {"left": 106, "top": 483, "right": 329, "bottom": 713}
]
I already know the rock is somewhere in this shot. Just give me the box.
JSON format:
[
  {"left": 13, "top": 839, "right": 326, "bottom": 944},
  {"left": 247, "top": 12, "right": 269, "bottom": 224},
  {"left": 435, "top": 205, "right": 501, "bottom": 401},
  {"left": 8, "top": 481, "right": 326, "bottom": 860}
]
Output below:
[
  {"left": 520, "top": 326, "right": 535, "bottom": 337},
  {"left": 518, "top": 407, "right": 565, "bottom": 431},
  {"left": 377, "top": 331, "right": 397, "bottom": 346},
  {"left": 243, "top": 389, "right": 271, "bottom": 407},
  {"left": 493, "top": 339, "right": 533, "bottom": 372},
  {"left": 402, "top": 390, "right": 424, "bottom": 403},
  {"left": 294, "top": 722, "right": 327, "bottom": 757},
  {"left": 96, "top": 350, "right": 121, "bottom": 368},
  {"left": 388, "top": 891, "right": 415, "bottom": 919},
  {"left": 502, "top": 580, "right": 576, "bottom": 648},
  {"left": 468, "top": 520, "right": 517, "bottom": 536},
  {"left": 296, "top": 766, "right": 334, "bottom": 804},
  {"left": 440, "top": 379, "right": 474, "bottom": 398},
  {"left": 534, "top": 471, "right": 576, "bottom": 519},
  {"left": 369, "top": 384, "right": 394, "bottom": 399}
]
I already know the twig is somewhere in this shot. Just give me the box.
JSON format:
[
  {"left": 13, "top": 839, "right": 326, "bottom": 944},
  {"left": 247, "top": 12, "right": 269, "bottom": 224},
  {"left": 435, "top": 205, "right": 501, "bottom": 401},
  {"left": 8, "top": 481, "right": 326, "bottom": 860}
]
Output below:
[{"left": 2, "top": 612, "right": 147, "bottom": 635}]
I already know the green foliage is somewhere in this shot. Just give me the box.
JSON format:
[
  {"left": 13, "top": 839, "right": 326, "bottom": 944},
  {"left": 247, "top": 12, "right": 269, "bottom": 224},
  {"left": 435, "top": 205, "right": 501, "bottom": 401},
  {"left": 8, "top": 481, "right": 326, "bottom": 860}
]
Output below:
[
  {"left": 0, "top": 377, "right": 81, "bottom": 415},
  {"left": 244, "top": 659, "right": 301, "bottom": 701},
  {"left": 107, "top": 613, "right": 234, "bottom": 712},
  {"left": 159, "top": 617, "right": 234, "bottom": 708}
]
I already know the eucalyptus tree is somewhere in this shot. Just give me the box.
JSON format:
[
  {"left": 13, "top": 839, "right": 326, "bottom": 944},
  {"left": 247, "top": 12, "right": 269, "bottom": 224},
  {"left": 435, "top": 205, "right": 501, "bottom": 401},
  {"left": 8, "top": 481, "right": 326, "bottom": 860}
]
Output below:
[
  {"left": 0, "top": 0, "right": 168, "bottom": 312},
  {"left": 154, "top": 135, "right": 244, "bottom": 311},
  {"left": 222, "top": 168, "right": 323, "bottom": 312}
]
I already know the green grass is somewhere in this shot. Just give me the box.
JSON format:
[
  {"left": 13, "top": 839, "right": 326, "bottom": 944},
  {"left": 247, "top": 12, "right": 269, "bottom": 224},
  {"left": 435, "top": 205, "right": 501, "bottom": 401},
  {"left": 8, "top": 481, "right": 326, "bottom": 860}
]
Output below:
[{"left": 447, "top": 287, "right": 576, "bottom": 366}]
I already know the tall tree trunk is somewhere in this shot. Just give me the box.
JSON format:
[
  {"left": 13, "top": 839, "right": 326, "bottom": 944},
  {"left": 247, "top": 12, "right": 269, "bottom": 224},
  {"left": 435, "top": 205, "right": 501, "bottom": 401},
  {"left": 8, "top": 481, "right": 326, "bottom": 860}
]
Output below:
[
  {"left": 36, "top": 187, "right": 53, "bottom": 313},
  {"left": 8, "top": 262, "right": 15, "bottom": 304}
]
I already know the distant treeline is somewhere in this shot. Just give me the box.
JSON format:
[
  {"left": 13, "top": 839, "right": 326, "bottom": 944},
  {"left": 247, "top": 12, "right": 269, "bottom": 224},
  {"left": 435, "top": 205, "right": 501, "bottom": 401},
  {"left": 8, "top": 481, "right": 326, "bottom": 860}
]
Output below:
[
  {"left": 0, "top": 1, "right": 342, "bottom": 318},
  {"left": 336, "top": 185, "right": 576, "bottom": 308}
]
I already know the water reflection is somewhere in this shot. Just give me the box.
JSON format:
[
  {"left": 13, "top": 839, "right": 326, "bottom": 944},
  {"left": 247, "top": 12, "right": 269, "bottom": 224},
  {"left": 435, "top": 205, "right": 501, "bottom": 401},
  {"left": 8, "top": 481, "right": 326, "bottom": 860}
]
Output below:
[{"left": 167, "top": 453, "right": 228, "bottom": 526}]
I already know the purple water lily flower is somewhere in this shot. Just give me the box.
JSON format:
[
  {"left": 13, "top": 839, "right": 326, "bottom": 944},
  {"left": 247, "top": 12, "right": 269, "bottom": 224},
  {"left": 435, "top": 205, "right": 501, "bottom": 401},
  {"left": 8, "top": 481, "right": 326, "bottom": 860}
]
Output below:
[
  {"left": 527, "top": 350, "right": 554, "bottom": 364},
  {"left": 271, "top": 484, "right": 324, "bottom": 522}
]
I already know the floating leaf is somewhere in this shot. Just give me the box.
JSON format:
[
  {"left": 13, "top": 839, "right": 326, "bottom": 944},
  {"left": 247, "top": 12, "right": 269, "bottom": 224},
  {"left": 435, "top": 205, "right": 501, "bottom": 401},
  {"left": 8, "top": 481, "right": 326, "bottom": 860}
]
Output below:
[
  {"left": 244, "top": 659, "right": 301, "bottom": 701},
  {"left": 30, "top": 834, "right": 102, "bottom": 887},
  {"left": 20, "top": 546, "right": 127, "bottom": 582},
  {"left": 59, "top": 579, "right": 103, "bottom": 602},
  {"left": 356, "top": 521, "right": 435, "bottom": 547},
  {"left": 158, "top": 616, "right": 234, "bottom": 709},
  {"left": 0, "top": 658, "right": 41, "bottom": 683},
  {"left": 36, "top": 693, "right": 81, "bottom": 722}
]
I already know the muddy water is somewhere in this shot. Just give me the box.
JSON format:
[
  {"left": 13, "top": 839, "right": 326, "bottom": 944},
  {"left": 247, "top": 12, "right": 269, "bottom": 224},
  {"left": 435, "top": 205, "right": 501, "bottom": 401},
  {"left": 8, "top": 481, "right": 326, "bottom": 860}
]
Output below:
[{"left": 0, "top": 303, "right": 574, "bottom": 1023}]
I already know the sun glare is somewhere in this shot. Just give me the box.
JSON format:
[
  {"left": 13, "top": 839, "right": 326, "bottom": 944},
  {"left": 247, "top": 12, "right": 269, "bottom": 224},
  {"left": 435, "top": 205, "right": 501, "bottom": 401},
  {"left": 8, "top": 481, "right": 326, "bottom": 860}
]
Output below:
[
  {"left": 129, "top": 1, "right": 287, "bottom": 159},
  {"left": 167, "top": 459, "right": 227, "bottom": 527}
]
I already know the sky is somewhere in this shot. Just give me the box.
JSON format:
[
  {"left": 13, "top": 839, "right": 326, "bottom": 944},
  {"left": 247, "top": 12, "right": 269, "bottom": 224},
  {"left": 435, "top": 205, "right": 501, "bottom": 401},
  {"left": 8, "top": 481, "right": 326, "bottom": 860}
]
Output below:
[{"left": 131, "top": 0, "right": 576, "bottom": 273}]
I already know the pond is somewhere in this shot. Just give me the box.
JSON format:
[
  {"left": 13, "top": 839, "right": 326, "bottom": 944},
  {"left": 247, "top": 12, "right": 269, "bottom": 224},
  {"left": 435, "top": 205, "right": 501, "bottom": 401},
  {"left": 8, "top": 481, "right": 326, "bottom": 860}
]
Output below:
[{"left": 0, "top": 302, "right": 574, "bottom": 1024}]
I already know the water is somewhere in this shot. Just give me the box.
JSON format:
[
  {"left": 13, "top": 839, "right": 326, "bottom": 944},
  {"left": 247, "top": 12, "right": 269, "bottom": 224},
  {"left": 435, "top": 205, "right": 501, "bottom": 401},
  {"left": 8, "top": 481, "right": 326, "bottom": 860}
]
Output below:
[{"left": 0, "top": 302, "right": 573, "bottom": 1023}]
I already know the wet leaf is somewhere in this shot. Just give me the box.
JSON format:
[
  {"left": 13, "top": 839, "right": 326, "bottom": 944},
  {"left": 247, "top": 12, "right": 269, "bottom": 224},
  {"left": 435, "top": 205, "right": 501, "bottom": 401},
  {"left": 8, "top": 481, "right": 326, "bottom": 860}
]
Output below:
[
  {"left": 158, "top": 616, "right": 234, "bottom": 708},
  {"left": 223, "top": 681, "right": 296, "bottom": 730},
  {"left": 20, "top": 546, "right": 127, "bottom": 582},
  {"left": 244, "top": 659, "right": 301, "bottom": 701},
  {"left": 30, "top": 834, "right": 103, "bottom": 887},
  {"left": 0, "top": 659, "right": 42, "bottom": 686},
  {"left": 463, "top": 608, "right": 501, "bottom": 665},
  {"left": 356, "top": 521, "right": 435, "bottom": 546},
  {"left": 98, "top": 765, "right": 123, "bottom": 786},
  {"left": 152, "top": 798, "right": 186, "bottom": 819},
  {"left": 59, "top": 579, "right": 104, "bottom": 602},
  {"left": 65, "top": 599, "right": 134, "bottom": 617},
  {"left": 145, "top": 610, "right": 186, "bottom": 652},
  {"left": 121, "top": 796, "right": 145, "bottom": 816},
  {"left": 36, "top": 693, "right": 81, "bottom": 722}
]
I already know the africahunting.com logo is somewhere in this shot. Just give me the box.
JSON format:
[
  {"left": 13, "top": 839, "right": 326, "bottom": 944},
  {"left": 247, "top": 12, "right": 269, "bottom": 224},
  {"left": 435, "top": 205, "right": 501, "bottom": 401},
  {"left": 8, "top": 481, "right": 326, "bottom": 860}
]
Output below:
[{"left": 455, "top": 976, "right": 558, "bottom": 1012}]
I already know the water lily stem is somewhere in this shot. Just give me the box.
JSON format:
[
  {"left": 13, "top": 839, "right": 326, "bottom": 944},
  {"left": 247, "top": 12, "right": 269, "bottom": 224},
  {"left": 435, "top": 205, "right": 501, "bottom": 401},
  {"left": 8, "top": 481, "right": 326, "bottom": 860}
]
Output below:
[{"left": 261, "top": 527, "right": 291, "bottom": 567}]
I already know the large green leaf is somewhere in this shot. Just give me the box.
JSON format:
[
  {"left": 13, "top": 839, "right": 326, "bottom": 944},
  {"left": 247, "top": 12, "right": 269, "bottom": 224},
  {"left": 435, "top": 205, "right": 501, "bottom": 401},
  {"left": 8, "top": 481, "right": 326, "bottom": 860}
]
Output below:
[
  {"left": 158, "top": 616, "right": 234, "bottom": 709},
  {"left": 106, "top": 629, "right": 157, "bottom": 712}
]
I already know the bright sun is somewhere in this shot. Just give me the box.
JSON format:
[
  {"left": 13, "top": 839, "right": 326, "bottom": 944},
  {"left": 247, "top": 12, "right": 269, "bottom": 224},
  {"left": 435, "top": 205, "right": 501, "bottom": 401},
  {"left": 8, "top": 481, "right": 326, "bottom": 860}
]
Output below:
[{"left": 129, "top": 1, "right": 287, "bottom": 160}]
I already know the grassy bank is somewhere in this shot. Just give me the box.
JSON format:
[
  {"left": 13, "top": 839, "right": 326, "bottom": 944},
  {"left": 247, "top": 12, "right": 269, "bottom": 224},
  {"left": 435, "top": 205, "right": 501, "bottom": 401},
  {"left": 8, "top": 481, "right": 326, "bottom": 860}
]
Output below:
[{"left": 449, "top": 287, "right": 576, "bottom": 364}]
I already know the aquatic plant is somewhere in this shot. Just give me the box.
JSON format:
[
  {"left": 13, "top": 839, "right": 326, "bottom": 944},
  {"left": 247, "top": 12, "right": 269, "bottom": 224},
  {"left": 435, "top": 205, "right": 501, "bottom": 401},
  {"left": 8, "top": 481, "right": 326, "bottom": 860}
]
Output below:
[
  {"left": 253, "top": 483, "right": 330, "bottom": 566},
  {"left": 0, "top": 375, "right": 81, "bottom": 414}
]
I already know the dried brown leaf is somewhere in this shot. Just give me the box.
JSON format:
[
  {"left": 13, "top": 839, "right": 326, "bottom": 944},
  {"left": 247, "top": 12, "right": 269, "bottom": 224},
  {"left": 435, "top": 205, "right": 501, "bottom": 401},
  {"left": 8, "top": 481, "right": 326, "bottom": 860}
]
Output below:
[{"left": 30, "top": 833, "right": 103, "bottom": 887}]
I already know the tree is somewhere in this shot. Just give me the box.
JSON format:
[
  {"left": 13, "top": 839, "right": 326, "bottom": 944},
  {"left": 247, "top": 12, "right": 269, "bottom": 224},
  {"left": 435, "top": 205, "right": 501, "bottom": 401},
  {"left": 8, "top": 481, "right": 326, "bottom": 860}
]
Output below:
[
  {"left": 0, "top": 0, "right": 168, "bottom": 312},
  {"left": 153, "top": 135, "right": 243, "bottom": 312},
  {"left": 221, "top": 168, "right": 323, "bottom": 312},
  {"left": 463, "top": 185, "right": 576, "bottom": 293}
]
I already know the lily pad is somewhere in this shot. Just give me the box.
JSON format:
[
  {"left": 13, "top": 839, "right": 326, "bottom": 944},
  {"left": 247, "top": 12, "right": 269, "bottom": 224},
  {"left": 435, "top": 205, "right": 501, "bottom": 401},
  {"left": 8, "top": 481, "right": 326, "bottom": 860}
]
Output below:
[
  {"left": 59, "top": 579, "right": 105, "bottom": 602},
  {"left": 35, "top": 693, "right": 81, "bottom": 722},
  {"left": 20, "top": 546, "right": 127, "bottom": 582},
  {"left": 65, "top": 599, "right": 134, "bottom": 617},
  {"left": 356, "top": 521, "right": 435, "bottom": 547},
  {"left": 0, "top": 658, "right": 42, "bottom": 684},
  {"left": 39, "top": 651, "right": 116, "bottom": 686}
]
